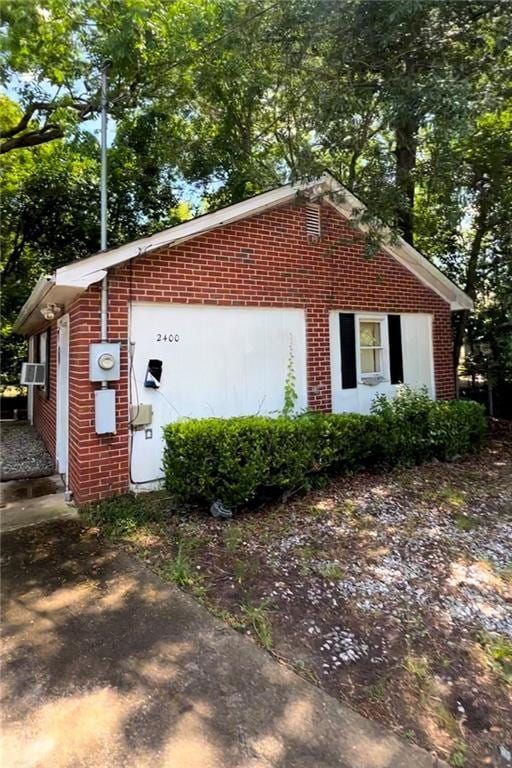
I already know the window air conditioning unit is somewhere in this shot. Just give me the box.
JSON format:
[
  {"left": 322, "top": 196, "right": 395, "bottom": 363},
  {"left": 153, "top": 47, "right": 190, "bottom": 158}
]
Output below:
[{"left": 20, "top": 362, "right": 46, "bottom": 386}]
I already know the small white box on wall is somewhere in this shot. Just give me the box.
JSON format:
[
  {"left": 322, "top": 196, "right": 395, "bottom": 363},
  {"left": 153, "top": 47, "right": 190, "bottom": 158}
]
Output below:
[{"left": 95, "top": 389, "right": 116, "bottom": 434}]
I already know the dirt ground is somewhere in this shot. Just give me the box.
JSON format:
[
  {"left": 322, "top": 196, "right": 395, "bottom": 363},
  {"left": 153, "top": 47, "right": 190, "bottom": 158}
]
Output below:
[
  {"left": 89, "top": 429, "right": 512, "bottom": 768},
  {"left": 3, "top": 521, "right": 441, "bottom": 768}
]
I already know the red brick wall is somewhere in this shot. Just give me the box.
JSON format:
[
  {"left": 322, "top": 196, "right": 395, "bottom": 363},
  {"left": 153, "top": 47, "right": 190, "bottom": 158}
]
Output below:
[
  {"left": 33, "top": 326, "right": 57, "bottom": 466},
  {"left": 66, "top": 286, "right": 130, "bottom": 506},
  {"left": 48, "top": 201, "right": 455, "bottom": 504}
]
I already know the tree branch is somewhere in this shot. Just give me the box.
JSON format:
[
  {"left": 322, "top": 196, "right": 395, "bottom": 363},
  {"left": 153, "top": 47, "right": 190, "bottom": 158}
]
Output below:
[
  {"left": 0, "top": 99, "right": 95, "bottom": 154},
  {"left": 0, "top": 125, "right": 65, "bottom": 154},
  {"left": 0, "top": 104, "right": 39, "bottom": 139}
]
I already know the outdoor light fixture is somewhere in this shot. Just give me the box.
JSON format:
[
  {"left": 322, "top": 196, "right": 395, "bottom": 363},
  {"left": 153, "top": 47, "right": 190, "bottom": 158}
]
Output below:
[{"left": 40, "top": 303, "right": 63, "bottom": 321}]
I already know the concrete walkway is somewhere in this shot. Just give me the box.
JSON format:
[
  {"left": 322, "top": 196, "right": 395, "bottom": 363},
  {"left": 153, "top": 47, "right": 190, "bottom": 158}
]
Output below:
[
  {"left": 0, "top": 519, "right": 445, "bottom": 768},
  {"left": 0, "top": 475, "right": 77, "bottom": 533}
]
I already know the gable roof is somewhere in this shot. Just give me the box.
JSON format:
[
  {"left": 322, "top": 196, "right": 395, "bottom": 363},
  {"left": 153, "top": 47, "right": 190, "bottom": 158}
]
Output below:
[{"left": 14, "top": 171, "right": 472, "bottom": 334}]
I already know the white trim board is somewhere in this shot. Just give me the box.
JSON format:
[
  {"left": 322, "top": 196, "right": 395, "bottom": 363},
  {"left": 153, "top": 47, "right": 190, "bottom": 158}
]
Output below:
[{"left": 56, "top": 314, "right": 70, "bottom": 477}]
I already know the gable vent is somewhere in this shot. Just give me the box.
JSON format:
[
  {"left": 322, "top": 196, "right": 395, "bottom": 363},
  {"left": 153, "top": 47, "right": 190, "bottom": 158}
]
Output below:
[{"left": 305, "top": 204, "right": 321, "bottom": 239}]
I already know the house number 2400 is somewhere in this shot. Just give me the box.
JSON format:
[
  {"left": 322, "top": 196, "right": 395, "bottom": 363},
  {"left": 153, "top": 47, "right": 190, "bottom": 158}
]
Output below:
[{"left": 156, "top": 333, "right": 180, "bottom": 342}]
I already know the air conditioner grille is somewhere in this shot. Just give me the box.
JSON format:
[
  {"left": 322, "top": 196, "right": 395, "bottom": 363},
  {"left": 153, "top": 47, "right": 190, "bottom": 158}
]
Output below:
[
  {"left": 305, "top": 204, "right": 321, "bottom": 239},
  {"left": 20, "top": 362, "right": 46, "bottom": 386}
]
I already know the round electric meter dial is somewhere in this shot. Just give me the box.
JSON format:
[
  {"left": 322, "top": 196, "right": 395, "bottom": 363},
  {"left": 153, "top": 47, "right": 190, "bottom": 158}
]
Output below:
[{"left": 98, "top": 352, "right": 116, "bottom": 371}]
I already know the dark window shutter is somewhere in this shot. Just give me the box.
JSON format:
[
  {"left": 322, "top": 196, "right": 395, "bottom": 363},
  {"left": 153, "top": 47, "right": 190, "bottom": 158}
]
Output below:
[
  {"left": 388, "top": 314, "right": 403, "bottom": 384},
  {"left": 339, "top": 313, "right": 357, "bottom": 389}
]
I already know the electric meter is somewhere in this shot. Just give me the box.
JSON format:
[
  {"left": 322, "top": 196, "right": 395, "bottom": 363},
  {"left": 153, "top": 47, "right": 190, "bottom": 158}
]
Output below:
[
  {"left": 89, "top": 342, "right": 120, "bottom": 381},
  {"left": 98, "top": 352, "right": 116, "bottom": 371}
]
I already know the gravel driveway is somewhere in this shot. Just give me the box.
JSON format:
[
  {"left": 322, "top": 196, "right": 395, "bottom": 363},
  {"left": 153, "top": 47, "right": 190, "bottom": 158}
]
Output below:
[
  {"left": 0, "top": 422, "right": 54, "bottom": 480},
  {"left": 92, "top": 429, "right": 512, "bottom": 768}
]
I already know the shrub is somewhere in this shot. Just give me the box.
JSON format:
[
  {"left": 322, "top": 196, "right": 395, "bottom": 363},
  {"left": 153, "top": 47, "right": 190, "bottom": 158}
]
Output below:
[
  {"left": 427, "top": 398, "right": 488, "bottom": 459},
  {"left": 162, "top": 391, "right": 486, "bottom": 508},
  {"left": 162, "top": 416, "right": 314, "bottom": 507},
  {"left": 372, "top": 387, "right": 487, "bottom": 463},
  {"left": 371, "top": 386, "right": 437, "bottom": 464},
  {"left": 83, "top": 492, "right": 165, "bottom": 538}
]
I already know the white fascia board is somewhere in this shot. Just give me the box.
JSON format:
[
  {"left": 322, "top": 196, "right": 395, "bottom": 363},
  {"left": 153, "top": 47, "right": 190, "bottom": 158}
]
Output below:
[
  {"left": 56, "top": 183, "right": 303, "bottom": 286},
  {"left": 56, "top": 270, "right": 107, "bottom": 289},
  {"left": 389, "top": 239, "right": 473, "bottom": 310},
  {"left": 324, "top": 192, "right": 472, "bottom": 311}
]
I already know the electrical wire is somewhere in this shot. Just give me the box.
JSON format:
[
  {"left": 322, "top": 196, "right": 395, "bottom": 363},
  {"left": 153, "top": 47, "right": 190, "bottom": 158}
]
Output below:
[
  {"left": 128, "top": 2, "right": 282, "bottom": 81},
  {"left": 132, "top": 378, "right": 184, "bottom": 419},
  {"left": 127, "top": 342, "right": 140, "bottom": 426},
  {"left": 127, "top": 258, "right": 140, "bottom": 426},
  {"left": 129, "top": 378, "right": 182, "bottom": 486},
  {"left": 108, "top": 0, "right": 285, "bottom": 108}
]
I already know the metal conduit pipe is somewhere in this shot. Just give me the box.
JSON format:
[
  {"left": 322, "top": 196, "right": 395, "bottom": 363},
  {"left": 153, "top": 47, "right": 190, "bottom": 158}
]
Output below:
[{"left": 100, "top": 62, "right": 110, "bottom": 387}]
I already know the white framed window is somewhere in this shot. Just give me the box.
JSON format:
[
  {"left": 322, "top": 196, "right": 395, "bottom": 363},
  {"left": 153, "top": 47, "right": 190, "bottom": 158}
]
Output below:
[
  {"left": 357, "top": 315, "right": 388, "bottom": 383},
  {"left": 359, "top": 319, "right": 383, "bottom": 375}
]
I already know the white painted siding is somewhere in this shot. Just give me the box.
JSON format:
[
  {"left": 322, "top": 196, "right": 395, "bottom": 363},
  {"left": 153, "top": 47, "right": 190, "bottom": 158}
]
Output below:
[
  {"left": 27, "top": 336, "right": 35, "bottom": 424},
  {"left": 129, "top": 303, "right": 307, "bottom": 485},
  {"left": 401, "top": 313, "right": 435, "bottom": 397},
  {"left": 330, "top": 311, "right": 435, "bottom": 415}
]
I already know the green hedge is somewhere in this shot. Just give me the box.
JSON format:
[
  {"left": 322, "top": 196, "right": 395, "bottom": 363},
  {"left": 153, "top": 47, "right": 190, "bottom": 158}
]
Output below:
[{"left": 162, "top": 388, "right": 487, "bottom": 508}]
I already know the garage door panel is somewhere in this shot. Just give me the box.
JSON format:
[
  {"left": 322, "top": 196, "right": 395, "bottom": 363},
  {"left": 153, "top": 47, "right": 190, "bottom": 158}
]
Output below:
[{"left": 130, "top": 303, "right": 307, "bottom": 484}]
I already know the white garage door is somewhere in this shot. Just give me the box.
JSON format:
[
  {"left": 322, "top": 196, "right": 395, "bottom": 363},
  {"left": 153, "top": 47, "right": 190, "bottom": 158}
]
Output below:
[{"left": 129, "top": 303, "right": 307, "bottom": 485}]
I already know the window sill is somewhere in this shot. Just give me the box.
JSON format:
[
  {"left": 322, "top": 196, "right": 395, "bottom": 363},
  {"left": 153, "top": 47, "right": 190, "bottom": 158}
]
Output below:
[{"left": 360, "top": 375, "right": 387, "bottom": 386}]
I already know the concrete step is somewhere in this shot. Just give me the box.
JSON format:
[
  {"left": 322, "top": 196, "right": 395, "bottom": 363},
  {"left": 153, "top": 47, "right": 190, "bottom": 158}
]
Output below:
[{"left": 0, "top": 475, "right": 78, "bottom": 533}]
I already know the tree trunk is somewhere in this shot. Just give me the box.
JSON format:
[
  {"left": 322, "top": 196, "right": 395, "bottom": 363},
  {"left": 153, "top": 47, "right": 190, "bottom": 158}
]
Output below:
[
  {"left": 2, "top": 228, "right": 27, "bottom": 279},
  {"left": 452, "top": 188, "right": 490, "bottom": 375},
  {"left": 394, "top": 114, "right": 418, "bottom": 245},
  {"left": 347, "top": 150, "right": 359, "bottom": 189}
]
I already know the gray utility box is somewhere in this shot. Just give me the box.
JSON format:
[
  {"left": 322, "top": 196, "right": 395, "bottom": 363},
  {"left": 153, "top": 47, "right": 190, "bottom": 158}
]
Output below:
[
  {"left": 130, "top": 404, "right": 153, "bottom": 428},
  {"left": 89, "top": 342, "right": 121, "bottom": 382}
]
